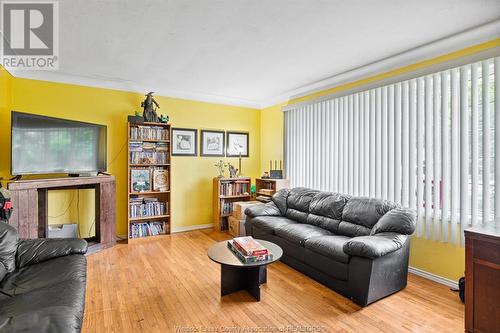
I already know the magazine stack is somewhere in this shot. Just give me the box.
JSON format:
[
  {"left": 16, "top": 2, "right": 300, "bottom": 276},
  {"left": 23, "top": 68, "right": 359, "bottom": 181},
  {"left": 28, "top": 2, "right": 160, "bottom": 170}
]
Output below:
[{"left": 227, "top": 236, "right": 273, "bottom": 263}]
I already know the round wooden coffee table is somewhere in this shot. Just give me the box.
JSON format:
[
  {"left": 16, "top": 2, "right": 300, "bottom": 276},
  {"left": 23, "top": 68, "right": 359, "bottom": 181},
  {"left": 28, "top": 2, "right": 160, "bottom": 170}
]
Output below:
[{"left": 207, "top": 239, "right": 283, "bottom": 301}]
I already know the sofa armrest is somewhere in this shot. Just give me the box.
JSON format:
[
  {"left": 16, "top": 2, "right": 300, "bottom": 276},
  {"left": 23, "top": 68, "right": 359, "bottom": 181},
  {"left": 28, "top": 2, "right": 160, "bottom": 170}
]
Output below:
[
  {"left": 343, "top": 233, "right": 408, "bottom": 259},
  {"left": 244, "top": 202, "right": 282, "bottom": 218},
  {"left": 371, "top": 208, "right": 416, "bottom": 235},
  {"left": 16, "top": 238, "right": 88, "bottom": 268}
]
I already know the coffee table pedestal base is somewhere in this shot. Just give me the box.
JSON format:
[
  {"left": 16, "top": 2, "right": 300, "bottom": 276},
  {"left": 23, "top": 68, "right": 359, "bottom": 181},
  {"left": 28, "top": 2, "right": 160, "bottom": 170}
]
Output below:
[{"left": 221, "top": 264, "right": 267, "bottom": 301}]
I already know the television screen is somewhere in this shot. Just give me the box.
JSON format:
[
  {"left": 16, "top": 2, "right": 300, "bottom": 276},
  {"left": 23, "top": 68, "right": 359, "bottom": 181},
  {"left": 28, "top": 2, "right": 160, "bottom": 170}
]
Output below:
[{"left": 11, "top": 111, "right": 107, "bottom": 175}]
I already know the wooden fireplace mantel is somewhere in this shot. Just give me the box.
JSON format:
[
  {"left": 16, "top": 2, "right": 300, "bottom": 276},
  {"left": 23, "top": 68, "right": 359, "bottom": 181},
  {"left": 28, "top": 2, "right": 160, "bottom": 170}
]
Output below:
[{"left": 8, "top": 175, "right": 116, "bottom": 253}]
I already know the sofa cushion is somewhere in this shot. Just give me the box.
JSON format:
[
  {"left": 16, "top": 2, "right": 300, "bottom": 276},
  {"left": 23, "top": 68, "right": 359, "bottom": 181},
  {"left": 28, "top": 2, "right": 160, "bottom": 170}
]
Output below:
[
  {"left": 341, "top": 197, "right": 399, "bottom": 229},
  {"left": 275, "top": 224, "right": 332, "bottom": 246},
  {"left": 309, "top": 192, "right": 350, "bottom": 220},
  {"left": 306, "top": 214, "right": 341, "bottom": 234},
  {"left": 337, "top": 221, "right": 372, "bottom": 237},
  {"left": 285, "top": 209, "right": 309, "bottom": 224},
  {"left": 252, "top": 216, "right": 298, "bottom": 235},
  {"left": 271, "top": 189, "right": 290, "bottom": 215},
  {"left": 0, "top": 255, "right": 86, "bottom": 296},
  {"left": 305, "top": 236, "right": 351, "bottom": 264},
  {"left": 287, "top": 188, "right": 319, "bottom": 213}
]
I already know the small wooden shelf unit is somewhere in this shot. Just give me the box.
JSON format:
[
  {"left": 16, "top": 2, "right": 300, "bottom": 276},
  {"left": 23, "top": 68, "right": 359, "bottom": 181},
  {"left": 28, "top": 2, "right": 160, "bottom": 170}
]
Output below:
[
  {"left": 255, "top": 178, "right": 290, "bottom": 202},
  {"left": 127, "top": 121, "right": 172, "bottom": 240},
  {"left": 213, "top": 177, "right": 251, "bottom": 232}
]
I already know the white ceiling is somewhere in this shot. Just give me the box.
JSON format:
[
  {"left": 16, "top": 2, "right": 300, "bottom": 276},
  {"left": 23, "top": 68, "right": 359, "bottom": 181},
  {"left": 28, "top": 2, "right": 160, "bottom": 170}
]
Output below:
[{"left": 11, "top": 0, "right": 500, "bottom": 107}]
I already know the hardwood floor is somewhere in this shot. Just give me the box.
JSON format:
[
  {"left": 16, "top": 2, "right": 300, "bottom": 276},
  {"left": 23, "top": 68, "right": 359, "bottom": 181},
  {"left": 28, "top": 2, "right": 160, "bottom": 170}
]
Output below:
[{"left": 83, "top": 230, "right": 464, "bottom": 333}]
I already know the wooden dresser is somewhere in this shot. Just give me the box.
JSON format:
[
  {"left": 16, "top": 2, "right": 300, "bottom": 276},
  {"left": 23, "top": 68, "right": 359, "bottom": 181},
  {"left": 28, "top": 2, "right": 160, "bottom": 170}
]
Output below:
[{"left": 464, "top": 225, "right": 500, "bottom": 333}]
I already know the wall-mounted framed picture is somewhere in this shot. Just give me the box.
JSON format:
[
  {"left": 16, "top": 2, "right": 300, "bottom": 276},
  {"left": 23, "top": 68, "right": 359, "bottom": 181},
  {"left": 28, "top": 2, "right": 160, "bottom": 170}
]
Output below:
[
  {"left": 226, "top": 131, "right": 249, "bottom": 157},
  {"left": 172, "top": 128, "right": 198, "bottom": 156},
  {"left": 200, "top": 130, "right": 225, "bottom": 157}
]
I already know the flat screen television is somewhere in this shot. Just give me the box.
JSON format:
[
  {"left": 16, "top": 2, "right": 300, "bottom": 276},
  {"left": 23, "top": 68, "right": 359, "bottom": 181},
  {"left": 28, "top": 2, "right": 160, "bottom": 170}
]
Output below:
[{"left": 11, "top": 111, "right": 107, "bottom": 175}]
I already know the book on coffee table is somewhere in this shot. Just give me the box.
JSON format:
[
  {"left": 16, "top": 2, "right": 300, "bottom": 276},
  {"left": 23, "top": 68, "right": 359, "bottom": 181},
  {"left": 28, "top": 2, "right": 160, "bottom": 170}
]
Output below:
[
  {"left": 232, "top": 236, "right": 269, "bottom": 256},
  {"left": 227, "top": 240, "right": 273, "bottom": 263}
]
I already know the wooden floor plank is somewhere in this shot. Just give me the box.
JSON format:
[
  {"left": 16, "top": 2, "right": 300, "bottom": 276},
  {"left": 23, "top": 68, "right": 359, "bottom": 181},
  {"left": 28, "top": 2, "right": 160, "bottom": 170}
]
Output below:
[{"left": 83, "top": 230, "right": 464, "bottom": 333}]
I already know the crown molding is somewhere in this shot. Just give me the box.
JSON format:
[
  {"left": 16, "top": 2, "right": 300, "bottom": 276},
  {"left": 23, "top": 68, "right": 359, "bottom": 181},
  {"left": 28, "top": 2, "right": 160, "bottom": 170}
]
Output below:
[{"left": 9, "top": 70, "right": 263, "bottom": 109}]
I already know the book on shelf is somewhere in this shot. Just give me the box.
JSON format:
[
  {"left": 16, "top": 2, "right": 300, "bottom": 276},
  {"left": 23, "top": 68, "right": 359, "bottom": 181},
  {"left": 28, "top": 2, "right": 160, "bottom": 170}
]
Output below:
[
  {"left": 221, "top": 201, "right": 233, "bottom": 215},
  {"left": 227, "top": 240, "right": 273, "bottom": 263},
  {"left": 232, "top": 236, "right": 269, "bottom": 256},
  {"left": 129, "top": 221, "right": 166, "bottom": 238},
  {"left": 129, "top": 151, "right": 168, "bottom": 165},
  {"left": 129, "top": 196, "right": 168, "bottom": 218},
  {"left": 130, "top": 126, "right": 169, "bottom": 141},
  {"left": 152, "top": 169, "right": 169, "bottom": 192},
  {"left": 130, "top": 168, "right": 151, "bottom": 192},
  {"left": 219, "top": 181, "right": 249, "bottom": 196}
]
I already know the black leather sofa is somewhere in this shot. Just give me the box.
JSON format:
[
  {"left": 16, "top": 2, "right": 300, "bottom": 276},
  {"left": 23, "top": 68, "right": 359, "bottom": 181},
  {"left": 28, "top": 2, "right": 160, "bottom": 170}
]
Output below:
[
  {"left": 245, "top": 188, "right": 416, "bottom": 306},
  {"left": 0, "top": 222, "right": 88, "bottom": 332}
]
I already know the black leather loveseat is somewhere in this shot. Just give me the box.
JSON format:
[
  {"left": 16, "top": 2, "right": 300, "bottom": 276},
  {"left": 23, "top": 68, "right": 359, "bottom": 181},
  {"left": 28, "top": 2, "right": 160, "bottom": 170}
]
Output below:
[
  {"left": 245, "top": 188, "right": 416, "bottom": 306},
  {"left": 0, "top": 222, "right": 88, "bottom": 332}
]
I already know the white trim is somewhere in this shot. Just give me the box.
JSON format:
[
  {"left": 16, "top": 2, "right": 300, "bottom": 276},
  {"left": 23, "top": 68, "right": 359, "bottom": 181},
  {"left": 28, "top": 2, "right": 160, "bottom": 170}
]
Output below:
[
  {"left": 408, "top": 266, "right": 459, "bottom": 289},
  {"left": 171, "top": 223, "right": 213, "bottom": 234}
]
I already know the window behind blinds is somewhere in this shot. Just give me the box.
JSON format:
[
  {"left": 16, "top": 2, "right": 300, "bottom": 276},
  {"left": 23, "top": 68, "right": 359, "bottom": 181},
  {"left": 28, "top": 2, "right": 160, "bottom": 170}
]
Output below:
[{"left": 284, "top": 57, "right": 499, "bottom": 245}]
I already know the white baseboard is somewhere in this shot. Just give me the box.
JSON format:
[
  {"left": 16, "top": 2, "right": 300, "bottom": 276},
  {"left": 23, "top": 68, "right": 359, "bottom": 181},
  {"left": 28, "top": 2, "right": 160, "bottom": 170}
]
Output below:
[
  {"left": 408, "top": 266, "right": 458, "bottom": 289},
  {"left": 171, "top": 223, "right": 213, "bottom": 234}
]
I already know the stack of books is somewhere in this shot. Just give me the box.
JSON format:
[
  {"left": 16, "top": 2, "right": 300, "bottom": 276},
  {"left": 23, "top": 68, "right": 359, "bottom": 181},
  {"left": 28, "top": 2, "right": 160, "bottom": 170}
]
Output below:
[{"left": 227, "top": 236, "right": 273, "bottom": 263}]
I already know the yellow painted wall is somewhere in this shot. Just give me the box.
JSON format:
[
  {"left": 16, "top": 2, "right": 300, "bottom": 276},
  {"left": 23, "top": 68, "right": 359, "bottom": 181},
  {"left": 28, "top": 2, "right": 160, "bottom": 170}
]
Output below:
[
  {"left": 259, "top": 39, "right": 500, "bottom": 282},
  {"left": 1, "top": 77, "right": 261, "bottom": 237},
  {"left": 260, "top": 102, "right": 285, "bottom": 175}
]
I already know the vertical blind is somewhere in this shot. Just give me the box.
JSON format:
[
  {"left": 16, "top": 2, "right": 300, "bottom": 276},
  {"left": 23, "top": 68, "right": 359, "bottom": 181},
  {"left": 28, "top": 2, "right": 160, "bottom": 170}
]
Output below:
[{"left": 284, "top": 57, "right": 499, "bottom": 245}]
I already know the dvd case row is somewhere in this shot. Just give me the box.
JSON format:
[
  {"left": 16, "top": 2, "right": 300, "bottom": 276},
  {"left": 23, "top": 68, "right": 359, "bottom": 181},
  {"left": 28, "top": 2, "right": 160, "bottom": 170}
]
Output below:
[
  {"left": 129, "top": 126, "right": 169, "bottom": 141},
  {"left": 129, "top": 151, "right": 169, "bottom": 165},
  {"left": 129, "top": 222, "right": 166, "bottom": 238},
  {"left": 129, "top": 198, "right": 168, "bottom": 218}
]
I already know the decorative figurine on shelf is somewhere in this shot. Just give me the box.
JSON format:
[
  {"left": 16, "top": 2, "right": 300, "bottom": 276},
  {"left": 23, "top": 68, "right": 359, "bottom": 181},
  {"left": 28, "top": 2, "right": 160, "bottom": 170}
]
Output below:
[
  {"left": 262, "top": 171, "right": 270, "bottom": 179},
  {"left": 159, "top": 114, "right": 169, "bottom": 123},
  {"left": 214, "top": 160, "right": 227, "bottom": 178},
  {"left": 228, "top": 163, "right": 238, "bottom": 178},
  {"left": 141, "top": 92, "right": 160, "bottom": 122}
]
